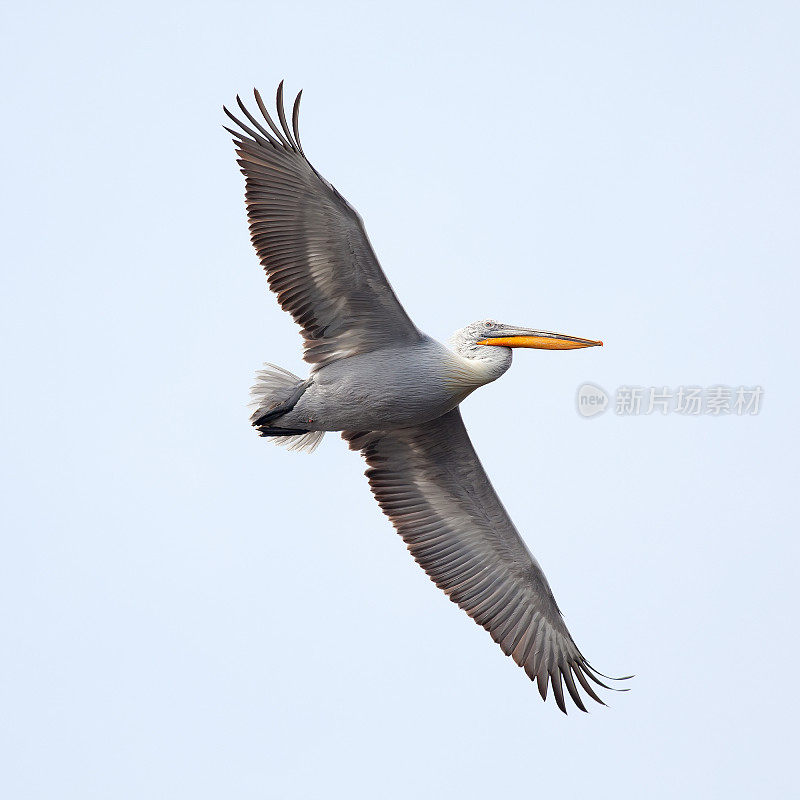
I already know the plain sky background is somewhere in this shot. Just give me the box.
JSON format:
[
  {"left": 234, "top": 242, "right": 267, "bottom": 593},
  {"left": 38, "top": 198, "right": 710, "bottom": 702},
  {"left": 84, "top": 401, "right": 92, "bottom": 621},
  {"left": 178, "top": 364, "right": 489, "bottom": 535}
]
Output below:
[{"left": 2, "top": 1, "right": 798, "bottom": 797}]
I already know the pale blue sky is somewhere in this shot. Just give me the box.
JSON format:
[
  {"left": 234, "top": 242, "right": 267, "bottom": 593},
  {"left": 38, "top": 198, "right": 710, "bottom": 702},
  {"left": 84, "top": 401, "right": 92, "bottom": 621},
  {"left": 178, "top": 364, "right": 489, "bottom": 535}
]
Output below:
[{"left": 2, "top": 2, "right": 798, "bottom": 797}]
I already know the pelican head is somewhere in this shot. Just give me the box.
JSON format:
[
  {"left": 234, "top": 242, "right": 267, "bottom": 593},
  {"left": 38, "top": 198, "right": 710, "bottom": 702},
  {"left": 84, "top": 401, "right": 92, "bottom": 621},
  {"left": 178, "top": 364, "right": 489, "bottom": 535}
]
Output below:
[{"left": 450, "top": 319, "right": 602, "bottom": 359}]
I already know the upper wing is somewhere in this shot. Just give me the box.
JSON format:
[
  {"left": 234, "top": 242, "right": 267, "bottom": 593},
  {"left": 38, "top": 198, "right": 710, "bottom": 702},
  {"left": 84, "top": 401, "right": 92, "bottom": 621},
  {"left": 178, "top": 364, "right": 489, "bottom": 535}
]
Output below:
[
  {"left": 344, "top": 409, "right": 628, "bottom": 713},
  {"left": 225, "top": 83, "right": 423, "bottom": 370}
]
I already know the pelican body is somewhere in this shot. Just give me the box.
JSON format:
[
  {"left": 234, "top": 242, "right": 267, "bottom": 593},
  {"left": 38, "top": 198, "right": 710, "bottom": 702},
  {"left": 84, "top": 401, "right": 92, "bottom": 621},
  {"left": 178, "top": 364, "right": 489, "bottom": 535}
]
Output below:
[
  {"left": 256, "top": 326, "right": 601, "bottom": 435},
  {"left": 225, "top": 84, "right": 626, "bottom": 713},
  {"left": 271, "top": 338, "right": 469, "bottom": 432}
]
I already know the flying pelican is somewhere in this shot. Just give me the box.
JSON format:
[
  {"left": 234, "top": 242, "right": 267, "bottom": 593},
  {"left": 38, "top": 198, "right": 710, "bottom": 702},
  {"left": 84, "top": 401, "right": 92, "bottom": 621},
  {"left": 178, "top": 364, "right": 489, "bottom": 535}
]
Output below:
[{"left": 224, "top": 83, "right": 628, "bottom": 713}]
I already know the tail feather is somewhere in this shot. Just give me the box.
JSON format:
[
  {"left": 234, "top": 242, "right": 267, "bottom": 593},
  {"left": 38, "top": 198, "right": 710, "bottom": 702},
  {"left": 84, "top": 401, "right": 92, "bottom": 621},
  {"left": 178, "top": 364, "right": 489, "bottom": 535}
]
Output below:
[
  {"left": 249, "top": 363, "right": 325, "bottom": 454},
  {"left": 269, "top": 429, "right": 325, "bottom": 453}
]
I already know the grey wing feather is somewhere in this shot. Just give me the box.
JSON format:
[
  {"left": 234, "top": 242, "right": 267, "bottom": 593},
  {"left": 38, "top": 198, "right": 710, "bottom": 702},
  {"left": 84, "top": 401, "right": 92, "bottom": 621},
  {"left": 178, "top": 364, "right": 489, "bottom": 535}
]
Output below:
[
  {"left": 225, "top": 83, "right": 422, "bottom": 369},
  {"left": 344, "top": 409, "right": 629, "bottom": 713}
]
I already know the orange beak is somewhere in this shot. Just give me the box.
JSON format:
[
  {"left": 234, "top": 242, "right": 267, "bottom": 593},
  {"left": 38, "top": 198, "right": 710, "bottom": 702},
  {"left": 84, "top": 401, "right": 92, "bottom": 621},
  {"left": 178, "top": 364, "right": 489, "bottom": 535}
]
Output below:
[{"left": 477, "top": 333, "right": 603, "bottom": 350}]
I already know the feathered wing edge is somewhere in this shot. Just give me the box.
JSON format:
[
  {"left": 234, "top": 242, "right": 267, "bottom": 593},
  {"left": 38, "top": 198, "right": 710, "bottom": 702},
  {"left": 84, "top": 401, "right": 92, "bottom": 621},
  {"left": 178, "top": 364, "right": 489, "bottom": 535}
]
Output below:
[
  {"left": 223, "top": 80, "right": 363, "bottom": 236},
  {"left": 224, "top": 81, "right": 306, "bottom": 164}
]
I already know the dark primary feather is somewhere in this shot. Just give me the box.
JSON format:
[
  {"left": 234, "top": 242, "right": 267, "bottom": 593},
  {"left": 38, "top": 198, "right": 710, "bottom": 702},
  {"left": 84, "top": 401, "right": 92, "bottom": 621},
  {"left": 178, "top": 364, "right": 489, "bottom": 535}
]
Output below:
[
  {"left": 225, "top": 83, "right": 422, "bottom": 369},
  {"left": 344, "top": 409, "right": 629, "bottom": 713}
]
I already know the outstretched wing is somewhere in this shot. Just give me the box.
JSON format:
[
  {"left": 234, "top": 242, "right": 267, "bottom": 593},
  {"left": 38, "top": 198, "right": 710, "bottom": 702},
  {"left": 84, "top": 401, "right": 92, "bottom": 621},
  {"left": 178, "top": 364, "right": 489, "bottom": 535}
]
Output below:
[
  {"left": 225, "top": 83, "right": 423, "bottom": 370},
  {"left": 344, "top": 409, "right": 628, "bottom": 713}
]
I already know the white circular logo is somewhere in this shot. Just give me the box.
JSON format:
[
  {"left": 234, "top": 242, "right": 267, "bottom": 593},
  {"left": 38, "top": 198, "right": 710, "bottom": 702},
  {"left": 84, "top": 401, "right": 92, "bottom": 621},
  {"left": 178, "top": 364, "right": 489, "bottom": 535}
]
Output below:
[{"left": 576, "top": 383, "right": 609, "bottom": 417}]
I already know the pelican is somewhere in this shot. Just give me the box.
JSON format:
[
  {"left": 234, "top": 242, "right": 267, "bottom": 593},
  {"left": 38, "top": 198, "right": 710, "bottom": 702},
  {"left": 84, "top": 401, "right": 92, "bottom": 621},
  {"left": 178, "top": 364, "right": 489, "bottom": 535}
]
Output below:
[{"left": 224, "top": 83, "right": 628, "bottom": 713}]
